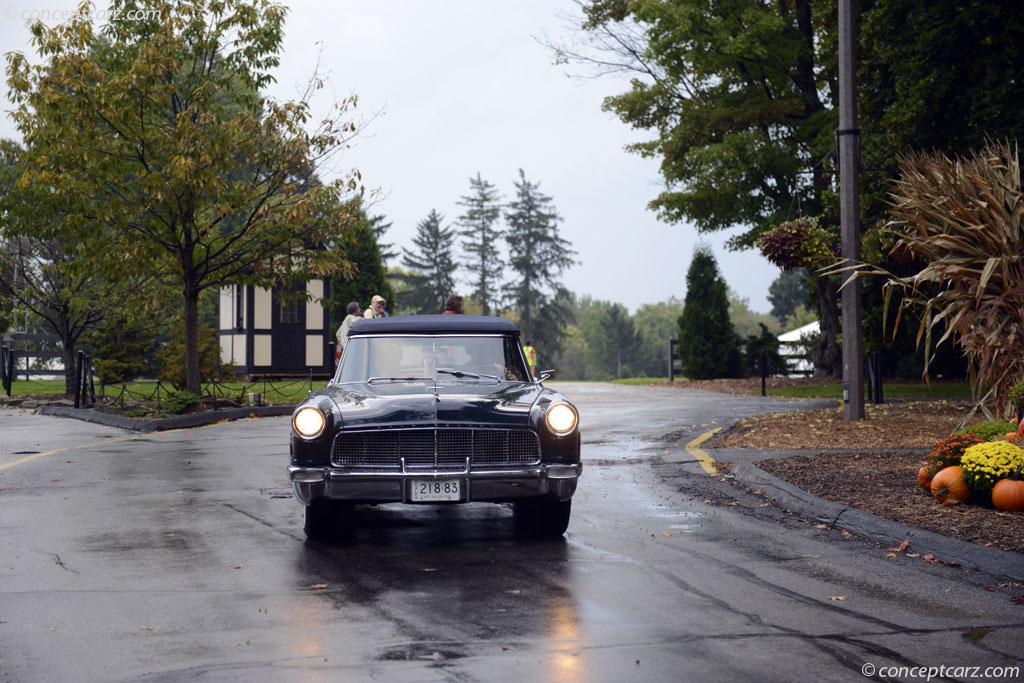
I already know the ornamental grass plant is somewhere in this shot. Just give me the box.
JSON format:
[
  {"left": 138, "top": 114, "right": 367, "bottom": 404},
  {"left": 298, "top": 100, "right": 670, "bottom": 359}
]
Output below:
[{"left": 832, "top": 141, "right": 1024, "bottom": 418}]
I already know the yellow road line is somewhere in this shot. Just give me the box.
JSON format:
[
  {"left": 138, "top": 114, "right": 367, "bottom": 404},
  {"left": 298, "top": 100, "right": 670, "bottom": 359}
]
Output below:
[
  {"left": 0, "top": 434, "right": 147, "bottom": 471},
  {"left": 685, "top": 428, "right": 722, "bottom": 476},
  {"left": 0, "top": 418, "right": 247, "bottom": 471}
]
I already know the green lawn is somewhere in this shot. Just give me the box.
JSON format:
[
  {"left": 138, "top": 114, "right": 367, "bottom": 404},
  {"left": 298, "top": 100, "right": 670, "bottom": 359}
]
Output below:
[
  {"left": 767, "top": 381, "right": 973, "bottom": 399},
  {"left": 610, "top": 377, "right": 670, "bottom": 385},
  {"left": 5, "top": 378, "right": 316, "bottom": 404}
]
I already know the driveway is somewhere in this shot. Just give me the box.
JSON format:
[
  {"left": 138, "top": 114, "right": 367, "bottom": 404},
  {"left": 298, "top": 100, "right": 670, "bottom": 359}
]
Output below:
[{"left": 1, "top": 383, "right": 1020, "bottom": 682}]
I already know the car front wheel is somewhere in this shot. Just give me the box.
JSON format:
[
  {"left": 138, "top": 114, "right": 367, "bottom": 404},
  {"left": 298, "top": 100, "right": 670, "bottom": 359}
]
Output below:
[
  {"left": 304, "top": 499, "right": 343, "bottom": 540},
  {"left": 514, "top": 499, "right": 571, "bottom": 537}
]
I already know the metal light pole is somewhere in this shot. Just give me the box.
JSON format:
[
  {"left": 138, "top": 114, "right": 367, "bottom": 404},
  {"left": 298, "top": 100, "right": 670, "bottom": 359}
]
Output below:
[{"left": 839, "top": 0, "right": 864, "bottom": 420}]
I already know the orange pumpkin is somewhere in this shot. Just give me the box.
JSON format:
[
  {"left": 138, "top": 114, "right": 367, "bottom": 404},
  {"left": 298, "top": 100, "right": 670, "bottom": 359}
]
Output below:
[
  {"left": 917, "top": 466, "right": 932, "bottom": 492},
  {"left": 992, "top": 466, "right": 1024, "bottom": 512},
  {"left": 930, "top": 466, "right": 972, "bottom": 505}
]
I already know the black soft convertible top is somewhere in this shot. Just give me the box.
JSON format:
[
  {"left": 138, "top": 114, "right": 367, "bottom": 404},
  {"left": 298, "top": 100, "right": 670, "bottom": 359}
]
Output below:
[{"left": 349, "top": 314, "right": 521, "bottom": 337}]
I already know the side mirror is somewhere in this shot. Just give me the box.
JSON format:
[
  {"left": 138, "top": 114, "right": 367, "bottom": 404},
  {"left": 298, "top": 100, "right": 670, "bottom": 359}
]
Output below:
[{"left": 538, "top": 369, "right": 556, "bottom": 382}]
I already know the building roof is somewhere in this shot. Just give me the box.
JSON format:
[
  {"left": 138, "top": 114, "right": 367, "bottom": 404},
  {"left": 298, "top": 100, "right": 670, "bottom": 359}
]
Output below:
[
  {"left": 777, "top": 320, "right": 820, "bottom": 343},
  {"left": 349, "top": 314, "right": 521, "bottom": 337}
]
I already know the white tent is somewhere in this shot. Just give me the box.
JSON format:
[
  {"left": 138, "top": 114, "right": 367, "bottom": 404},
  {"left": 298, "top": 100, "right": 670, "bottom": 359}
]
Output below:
[{"left": 777, "top": 321, "right": 819, "bottom": 374}]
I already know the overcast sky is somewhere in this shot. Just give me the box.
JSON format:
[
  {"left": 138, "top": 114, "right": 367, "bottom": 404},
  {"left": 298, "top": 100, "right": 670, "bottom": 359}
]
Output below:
[{"left": 0, "top": 0, "right": 783, "bottom": 313}]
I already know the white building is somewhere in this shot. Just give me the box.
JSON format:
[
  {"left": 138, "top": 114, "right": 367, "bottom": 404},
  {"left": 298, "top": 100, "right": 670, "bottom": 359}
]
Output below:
[{"left": 777, "top": 321, "right": 819, "bottom": 375}]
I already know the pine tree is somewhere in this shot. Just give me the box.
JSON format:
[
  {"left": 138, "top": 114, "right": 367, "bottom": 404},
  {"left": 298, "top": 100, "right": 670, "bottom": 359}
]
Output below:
[
  {"left": 677, "top": 245, "right": 743, "bottom": 380},
  {"left": 400, "top": 209, "right": 458, "bottom": 313},
  {"left": 456, "top": 173, "right": 503, "bottom": 316},
  {"left": 503, "top": 170, "right": 577, "bottom": 360},
  {"left": 328, "top": 207, "right": 394, "bottom": 326},
  {"left": 368, "top": 214, "right": 397, "bottom": 267},
  {"left": 767, "top": 268, "right": 808, "bottom": 325},
  {"left": 602, "top": 304, "right": 640, "bottom": 379}
]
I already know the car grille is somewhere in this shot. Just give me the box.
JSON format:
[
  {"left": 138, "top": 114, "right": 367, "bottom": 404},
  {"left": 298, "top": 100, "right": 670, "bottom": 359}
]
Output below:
[{"left": 331, "top": 428, "right": 541, "bottom": 470}]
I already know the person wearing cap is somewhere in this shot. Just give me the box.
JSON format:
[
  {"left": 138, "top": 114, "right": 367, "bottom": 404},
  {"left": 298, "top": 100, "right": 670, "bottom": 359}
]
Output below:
[{"left": 364, "top": 295, "right": 387, "bottom": 319}]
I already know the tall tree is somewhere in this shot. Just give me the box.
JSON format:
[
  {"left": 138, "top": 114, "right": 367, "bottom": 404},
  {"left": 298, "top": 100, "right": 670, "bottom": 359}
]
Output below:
[
  {"left": 368, "top": 213, "right": 398, "bottom": 267},
  {"left": 573, "top": 295, "right": 616, "bottom": 380},
  {"left": 503, "top": 169, "right": 576, "bottom": 360},
  {"left": 602, "top": 303, "right": 640, "bottom": 379},
  {"left": 456, "top": 173, "right": 504, "bottom": 316},
  {"left": 0, "top": 140, "right": 140, "bottom": 395},
  {"left": 677, "top": 244, "right": 743, "bottom": 380},
  {"left": 634, "top": 297, "right": 684, "bottom": 378},
  {"left": 767, "top": 269, "right": 808, "bottom": 325},
  {"left": 853, "top": 0, "right": 1023, "bottom": 380},
  {"left": 400, "top": 209, "right": 458, "bottom": 313},
  {"left": 555, "top": 0, "right": 842, "bottom": 374},
  {"left": 7, "top": 0, "right": 363, "bottom": 394},
  {"left": 328, "top": 202, "right": 394, "bottom": 329},
  {"left": 859, "top": 0, "right": 1024, "bottom": 226}
]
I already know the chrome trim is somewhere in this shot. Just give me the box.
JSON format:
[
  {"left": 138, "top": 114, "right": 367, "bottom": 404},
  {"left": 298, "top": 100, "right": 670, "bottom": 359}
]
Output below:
[
  {"left": 331, "top": 427, "right": 542, "bottom": 469},
  {"left": 288, "top": 463, "right": 581, "bottom": 506}
]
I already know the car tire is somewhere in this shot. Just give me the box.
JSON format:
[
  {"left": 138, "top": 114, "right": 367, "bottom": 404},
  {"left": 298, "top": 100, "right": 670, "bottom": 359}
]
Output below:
[
  {"left": 304, "top": 499, "right": 341, "bottom": 540},
  {"left": 514, "top": 499, "right": 571, "bottom": 538}
]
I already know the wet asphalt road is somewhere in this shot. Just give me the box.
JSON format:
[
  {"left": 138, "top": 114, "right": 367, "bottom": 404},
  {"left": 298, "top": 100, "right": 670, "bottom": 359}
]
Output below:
[{"left": 1, "top": 382, "right": 1022, "bottom": 683}]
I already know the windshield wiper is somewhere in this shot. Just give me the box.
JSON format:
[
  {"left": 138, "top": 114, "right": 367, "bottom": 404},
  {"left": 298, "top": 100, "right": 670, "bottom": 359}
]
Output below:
[
  {"left": 437, "top": 369, "right": 501, "bottom": 381},
  {"left": 367, "top": 376, "right": 433, "bottom": 384}
]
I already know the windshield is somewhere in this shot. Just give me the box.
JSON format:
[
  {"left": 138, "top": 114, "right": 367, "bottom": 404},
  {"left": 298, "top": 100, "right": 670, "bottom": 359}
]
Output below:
[{"left": 334, "top": 335, "right": 531, "bottom": 384}]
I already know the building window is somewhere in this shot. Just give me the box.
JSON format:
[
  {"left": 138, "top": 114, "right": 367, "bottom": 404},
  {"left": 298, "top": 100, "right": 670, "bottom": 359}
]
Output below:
[
  {"left": 235, "top": 286, "right": 244, "bottom": 330},
  {"left": 279, "top": 301, "right": 299, "bottom": 324}
]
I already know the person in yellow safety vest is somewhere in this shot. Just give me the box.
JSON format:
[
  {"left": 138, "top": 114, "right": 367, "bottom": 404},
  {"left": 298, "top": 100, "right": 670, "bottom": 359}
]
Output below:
[{"left": 523, "top": 341, "right": 537, "bottom": 379}]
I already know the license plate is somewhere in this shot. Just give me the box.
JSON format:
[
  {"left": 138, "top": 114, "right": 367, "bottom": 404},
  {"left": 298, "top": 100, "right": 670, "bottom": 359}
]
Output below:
[{"left": 410, "top": 479, "right": 462, "bottom": 502}]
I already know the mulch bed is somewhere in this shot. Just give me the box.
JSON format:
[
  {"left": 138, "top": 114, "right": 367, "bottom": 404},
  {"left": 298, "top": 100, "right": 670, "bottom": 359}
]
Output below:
[
  {"left": 710, "top": 400, "right": 975, "bottom": 450},
  {"left": 757, "top": 450, "right": 1024, "bottom": 556},
  {"left": 681, "top": 380, "right": 1023, "bottom": 557}
]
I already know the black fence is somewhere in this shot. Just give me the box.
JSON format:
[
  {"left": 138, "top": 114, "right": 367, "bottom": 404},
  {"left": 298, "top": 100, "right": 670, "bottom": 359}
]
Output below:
[
  {"left": 0, "top": 333, "right": 66, "bottom": 379},
  {"left": 667, "top": 338, "right": 885, "bottom": 402},
  {"left": 1, "top": 343, "right": 14, "bottom": 396}
]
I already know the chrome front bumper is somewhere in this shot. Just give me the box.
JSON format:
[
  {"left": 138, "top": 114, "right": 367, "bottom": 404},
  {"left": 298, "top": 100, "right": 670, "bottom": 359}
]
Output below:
[{"left": 288, "top": 463, "right": 581, "bottom": 506}]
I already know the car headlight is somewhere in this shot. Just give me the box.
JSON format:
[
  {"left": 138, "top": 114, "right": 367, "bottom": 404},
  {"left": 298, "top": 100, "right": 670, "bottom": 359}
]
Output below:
[
  {"left": 545, "top": 402, "right": 578, "bottom": 435},
  {"left": 292, "top": 406, "right": 326, "bottom": 439}
]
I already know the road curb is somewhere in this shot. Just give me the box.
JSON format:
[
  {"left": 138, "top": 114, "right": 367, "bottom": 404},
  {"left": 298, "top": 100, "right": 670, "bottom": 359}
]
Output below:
[
  {"left": 36, "top": 404, "right": 296, "bottom": 432},
  {"left": 732, "top": 461, "right": 1024, "bottom": 583}
]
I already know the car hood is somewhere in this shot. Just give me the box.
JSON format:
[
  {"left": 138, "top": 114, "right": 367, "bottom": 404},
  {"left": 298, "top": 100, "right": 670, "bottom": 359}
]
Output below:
[{"left": 319, "top": 381, "right": 544, "bottom": 429}]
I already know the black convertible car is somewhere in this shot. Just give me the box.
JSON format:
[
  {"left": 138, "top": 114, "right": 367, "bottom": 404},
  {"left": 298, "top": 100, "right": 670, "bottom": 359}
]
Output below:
[{"left": 288, "top": 315, "right": 582, "bottom": 539}]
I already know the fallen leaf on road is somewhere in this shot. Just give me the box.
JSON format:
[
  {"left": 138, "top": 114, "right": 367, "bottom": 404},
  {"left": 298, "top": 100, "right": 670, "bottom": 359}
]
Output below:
[
  {"left": 887, "top": 540, "right": 911, "bottom": 553},
  {"left": 814, "top": 524, "right": 828, "bottom": 529},
  {"left": 841, "top": 530, "right": 851, "bottom": 536},
  {"left": 828, "top": 596, "right": 847, "bottom": 601},
  {"left": 310, "top": 584, "right": 328, "bottom": 589},
  {"left": 1010, "top": 596, "right": 1024, "bottom": 605},
  {"left": 886, "top": 553, "right": 898, "bottom": 558},
  {"left": 232, "top": 565, "right": 243, "bottom": 569},
  {"left": 662, "top": 531, "right": 673, "bottom": 536},
  {"left": 922, "top": 554, "right": 936, "bottom": 563}
]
